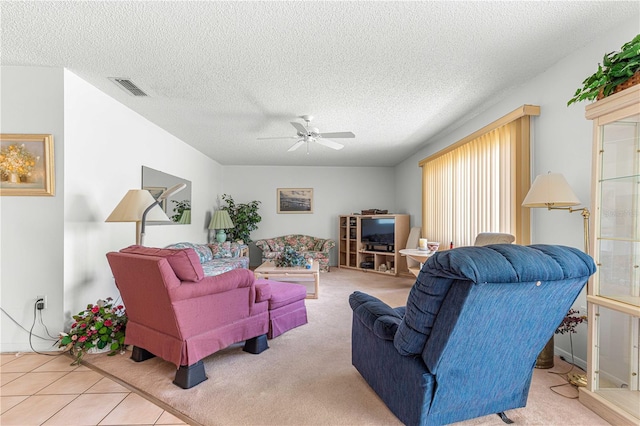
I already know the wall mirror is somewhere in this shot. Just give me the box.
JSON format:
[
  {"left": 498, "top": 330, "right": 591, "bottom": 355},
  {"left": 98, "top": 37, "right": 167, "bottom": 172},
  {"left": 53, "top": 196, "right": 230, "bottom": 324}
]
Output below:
[{"left": 142, "top": 166, "right": 192, "bottom": 224}]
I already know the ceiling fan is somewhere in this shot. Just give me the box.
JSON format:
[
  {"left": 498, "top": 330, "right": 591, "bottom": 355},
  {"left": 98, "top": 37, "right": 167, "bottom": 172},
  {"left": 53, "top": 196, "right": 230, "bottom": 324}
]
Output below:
[{"left": 258, "top": 115, "right": 355, "bottom": 153}]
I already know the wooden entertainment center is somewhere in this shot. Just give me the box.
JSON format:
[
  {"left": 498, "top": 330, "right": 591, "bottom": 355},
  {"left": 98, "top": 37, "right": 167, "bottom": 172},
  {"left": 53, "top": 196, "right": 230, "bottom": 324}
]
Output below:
[{"left": 338, "top": 214, "right": 410, "bottom": 277}]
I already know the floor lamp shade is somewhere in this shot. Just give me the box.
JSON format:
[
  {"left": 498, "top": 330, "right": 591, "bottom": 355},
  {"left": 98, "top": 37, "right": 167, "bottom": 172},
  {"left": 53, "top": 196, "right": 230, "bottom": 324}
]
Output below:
[
  {"left": 105, "top": 189, "right": 171, "bottom": 244},
  {"left": 209, "top": 210, "right": 235, "bottom": 243},
  {"left": 522, "top": 173, "right": 581, "bottom": 207}
]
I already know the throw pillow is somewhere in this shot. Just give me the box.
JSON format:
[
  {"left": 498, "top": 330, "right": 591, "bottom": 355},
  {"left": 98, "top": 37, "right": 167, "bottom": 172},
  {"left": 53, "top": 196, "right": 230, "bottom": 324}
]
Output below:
[
  {"left": 209, "top": 241, "right": 233, "bottom": 258},
  {"left": 165, "top": 242, "right": 213, "bottom": 263},
  {"left": 314, "top": 239, "right": 325, "bottom": 251}
]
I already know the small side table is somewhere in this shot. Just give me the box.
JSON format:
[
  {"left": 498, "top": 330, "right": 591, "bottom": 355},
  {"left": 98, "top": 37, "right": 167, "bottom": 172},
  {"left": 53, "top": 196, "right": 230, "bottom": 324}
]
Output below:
[{"left": 399, "top": 248, "right": 435, "bottom": 277}]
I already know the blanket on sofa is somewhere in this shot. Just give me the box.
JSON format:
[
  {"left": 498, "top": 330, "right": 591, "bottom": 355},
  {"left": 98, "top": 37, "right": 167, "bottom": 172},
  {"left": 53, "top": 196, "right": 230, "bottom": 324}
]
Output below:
[{"left": 166, "top": 241, "right": 249, "bottom": 276}]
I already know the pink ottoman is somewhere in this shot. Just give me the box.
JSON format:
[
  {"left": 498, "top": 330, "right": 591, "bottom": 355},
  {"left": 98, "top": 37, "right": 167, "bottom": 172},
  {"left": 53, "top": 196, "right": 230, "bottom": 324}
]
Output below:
[{"left": 257, "top": 279, "right": 308, "bottom": 339}]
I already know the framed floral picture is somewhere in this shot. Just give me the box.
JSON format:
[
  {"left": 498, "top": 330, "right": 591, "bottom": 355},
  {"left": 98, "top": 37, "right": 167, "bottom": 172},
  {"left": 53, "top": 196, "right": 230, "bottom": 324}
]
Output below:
[
  {"left": 0, "top": 134, "right": 55, "bottom": 196},
  {"left": 277, "top": 188, "right": 313, "bottom": 214}
]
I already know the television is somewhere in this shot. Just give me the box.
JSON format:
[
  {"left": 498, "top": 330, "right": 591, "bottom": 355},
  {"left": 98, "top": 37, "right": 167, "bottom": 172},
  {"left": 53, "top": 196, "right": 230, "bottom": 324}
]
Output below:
[{"left": 361, "top": 217, "right": 395, "bottom": 248}]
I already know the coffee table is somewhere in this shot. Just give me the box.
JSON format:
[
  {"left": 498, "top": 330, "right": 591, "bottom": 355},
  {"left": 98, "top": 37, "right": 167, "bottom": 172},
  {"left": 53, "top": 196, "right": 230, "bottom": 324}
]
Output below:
[{"left": 254, "top": 260, "right": 320, "bottom": 299}]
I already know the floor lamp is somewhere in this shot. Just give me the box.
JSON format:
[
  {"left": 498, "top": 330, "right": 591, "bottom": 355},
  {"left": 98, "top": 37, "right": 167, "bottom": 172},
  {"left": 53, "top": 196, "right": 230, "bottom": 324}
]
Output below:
[
  {"left": 522, "top": 172, "right": 590, "bottom": 386},
  {"left": 106, "top": 184, "right": 185, "bottom": 245}
]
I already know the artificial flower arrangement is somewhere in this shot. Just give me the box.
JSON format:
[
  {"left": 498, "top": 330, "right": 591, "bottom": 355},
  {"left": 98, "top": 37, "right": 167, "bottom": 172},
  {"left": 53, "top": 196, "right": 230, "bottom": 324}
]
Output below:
[
  {"left": 555, "top": 308, "right": 586, "bottom": 335},
  {"left": 276, "top": 246, "right": 306, "bottom": 267},
  {"left": 59, "top": 297, "right": 127, "bottom": 365}
]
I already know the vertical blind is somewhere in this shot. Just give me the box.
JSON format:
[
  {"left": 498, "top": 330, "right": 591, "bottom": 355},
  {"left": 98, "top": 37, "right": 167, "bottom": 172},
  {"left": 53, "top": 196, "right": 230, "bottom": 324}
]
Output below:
[{"left": 419, "top": 105, "right": 539, "bottom": 247}]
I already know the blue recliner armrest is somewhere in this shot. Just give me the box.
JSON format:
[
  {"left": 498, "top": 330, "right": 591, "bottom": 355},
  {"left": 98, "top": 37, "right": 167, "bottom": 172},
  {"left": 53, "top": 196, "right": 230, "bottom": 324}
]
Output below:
[{"left": 349, "top": 291, "right": 403, "bottom": 341}]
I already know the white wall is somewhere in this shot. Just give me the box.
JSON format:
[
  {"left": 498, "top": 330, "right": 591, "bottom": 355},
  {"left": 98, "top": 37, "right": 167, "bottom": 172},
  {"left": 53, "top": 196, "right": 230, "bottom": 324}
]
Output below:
[
  {"left": 393, "top": 17, "right": 640, "bottom": 367},
  {"left": 0, "top": 67, "right": 223, "bottom": 352},
  {"left": 222, "top": 166, "right": 397, "bottom": 266},
  {"left": 1, "top": 67, "right": 65, "bottom": 352},
  {"left": 63, "top": 70, "right": 224, "bottom": 326}
]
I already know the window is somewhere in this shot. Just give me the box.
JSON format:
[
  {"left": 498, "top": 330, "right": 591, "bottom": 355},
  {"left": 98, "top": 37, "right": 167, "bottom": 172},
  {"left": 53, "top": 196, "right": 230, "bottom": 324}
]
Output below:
[{"left": 418, "top": 105, "right": 539, "bottom": 247}]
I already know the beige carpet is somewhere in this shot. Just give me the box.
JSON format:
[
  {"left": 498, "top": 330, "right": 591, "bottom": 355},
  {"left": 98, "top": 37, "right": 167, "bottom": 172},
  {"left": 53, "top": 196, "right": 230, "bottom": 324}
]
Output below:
[{"left": 83, "top": 269, "right": 609, "bottom": 426}]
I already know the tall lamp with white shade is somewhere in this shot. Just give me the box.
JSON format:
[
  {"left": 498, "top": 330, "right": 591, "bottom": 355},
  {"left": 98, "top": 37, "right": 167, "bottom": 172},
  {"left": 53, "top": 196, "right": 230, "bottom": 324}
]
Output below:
[
  {"left": 521, "top": 172, "right": 590, "bottom": 383},
  {"left": 521, "top": 172, "right": 591, "bottom": 254},
  {"left": 106, "top": 183, "right": 186, "bottom": 245}
]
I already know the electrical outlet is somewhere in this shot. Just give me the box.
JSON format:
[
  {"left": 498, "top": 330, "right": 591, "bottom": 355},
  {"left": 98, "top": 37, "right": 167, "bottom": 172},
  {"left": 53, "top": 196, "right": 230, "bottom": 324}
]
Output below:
[{"left": 36, "top": 295, "right": 47, "bottom": 310}]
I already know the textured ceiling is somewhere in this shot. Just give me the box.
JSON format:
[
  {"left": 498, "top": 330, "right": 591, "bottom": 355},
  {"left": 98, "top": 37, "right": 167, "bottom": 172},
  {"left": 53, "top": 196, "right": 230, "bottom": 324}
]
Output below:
[{"left": 2, "top": 1, "right": 638, "bottom": 166}]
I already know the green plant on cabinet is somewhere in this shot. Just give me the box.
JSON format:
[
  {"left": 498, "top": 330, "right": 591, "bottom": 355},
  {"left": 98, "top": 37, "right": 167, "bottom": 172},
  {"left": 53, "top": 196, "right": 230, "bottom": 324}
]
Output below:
[{"left": 568, "top": 34, "right": 640, "bottom": 105}]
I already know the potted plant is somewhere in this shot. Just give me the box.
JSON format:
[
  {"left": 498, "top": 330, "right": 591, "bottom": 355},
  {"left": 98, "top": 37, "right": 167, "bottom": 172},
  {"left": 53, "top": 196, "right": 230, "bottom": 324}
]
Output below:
[
  {"left": 170, "top": 199, "right": 191, "bottom": 222},
  {"left": 220, "top": 194, "right": 262, "bottom": 243},
  {"left": 537, "top": 308, "right": 586, "bottom": 369},
  {"left": 567, "top": 34, "right": 640, "bottom": 105},
  {"left": 58, "top": 297, "right": 127, "bottom": 365}
]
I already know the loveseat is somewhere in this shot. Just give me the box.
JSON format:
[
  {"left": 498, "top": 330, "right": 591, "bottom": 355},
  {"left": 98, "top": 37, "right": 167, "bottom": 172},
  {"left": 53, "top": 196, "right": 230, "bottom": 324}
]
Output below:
[
  {"left": 255, "top": 234, "right": 335, "bottom": 272},
  {"left": 166, "top": 241, "right": 249, "bottom": 276},
  {"left": 349, "top": 244, "right": 596, "bottom": 425},
  {"left": 106, "top": 244, "right": 308, "bottom": 389}
]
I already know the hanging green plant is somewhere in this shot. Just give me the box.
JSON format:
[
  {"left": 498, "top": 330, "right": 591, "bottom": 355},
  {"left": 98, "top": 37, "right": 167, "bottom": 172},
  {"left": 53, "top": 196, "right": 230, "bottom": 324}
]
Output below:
[{"left": 567, "top": 34, "right": 640, "bottom": 106}]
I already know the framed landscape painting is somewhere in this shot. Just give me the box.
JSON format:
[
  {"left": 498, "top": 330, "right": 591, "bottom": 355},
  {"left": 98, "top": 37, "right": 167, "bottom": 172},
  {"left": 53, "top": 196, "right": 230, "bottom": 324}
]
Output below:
[
  {"left": 0, "top": 134, "right": 55, "bottom": 196},
  {"left": 277, "top": 188, "right": 313, "bottom": 214}
]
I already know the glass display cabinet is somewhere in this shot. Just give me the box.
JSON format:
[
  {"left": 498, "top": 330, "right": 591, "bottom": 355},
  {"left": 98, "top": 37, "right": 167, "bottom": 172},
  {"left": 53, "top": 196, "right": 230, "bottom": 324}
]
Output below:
[{"left": 580, "top": 84, "right": 639, "bottom": 425}]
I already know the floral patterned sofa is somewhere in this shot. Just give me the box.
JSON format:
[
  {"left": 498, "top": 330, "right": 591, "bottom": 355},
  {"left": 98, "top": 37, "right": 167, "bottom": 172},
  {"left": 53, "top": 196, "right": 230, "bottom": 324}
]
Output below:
[
  {"left": 254, "top": 234, "right": 335, "bottom": 272},
  {"left": 165, "top": 241, "right": 249, "bottom": 276}
]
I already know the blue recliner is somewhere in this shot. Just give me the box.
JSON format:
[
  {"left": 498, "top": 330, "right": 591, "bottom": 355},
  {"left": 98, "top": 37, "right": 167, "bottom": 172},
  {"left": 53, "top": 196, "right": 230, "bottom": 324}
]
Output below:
[{"left": 349, "top": 244, "right": 595, "bottom": 426}]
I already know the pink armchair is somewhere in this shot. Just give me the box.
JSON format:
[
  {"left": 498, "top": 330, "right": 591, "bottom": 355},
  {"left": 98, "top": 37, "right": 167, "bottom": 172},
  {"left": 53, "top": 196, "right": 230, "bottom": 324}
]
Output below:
[{"left": 106, "top": 245, "right": 270, "bottom": 389}]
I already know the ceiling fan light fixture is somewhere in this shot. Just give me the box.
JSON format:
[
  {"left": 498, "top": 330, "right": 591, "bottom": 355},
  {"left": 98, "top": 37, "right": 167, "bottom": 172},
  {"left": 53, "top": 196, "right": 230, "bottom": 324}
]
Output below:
[{"left": 258, "top": 115, "right": 353, "bottom": 153}]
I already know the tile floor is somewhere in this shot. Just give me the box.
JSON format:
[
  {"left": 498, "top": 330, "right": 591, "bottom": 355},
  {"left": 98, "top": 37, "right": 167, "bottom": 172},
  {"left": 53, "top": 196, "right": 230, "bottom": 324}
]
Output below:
[{"left": 0, "top": 352, "right": 191, "bottom": 426}]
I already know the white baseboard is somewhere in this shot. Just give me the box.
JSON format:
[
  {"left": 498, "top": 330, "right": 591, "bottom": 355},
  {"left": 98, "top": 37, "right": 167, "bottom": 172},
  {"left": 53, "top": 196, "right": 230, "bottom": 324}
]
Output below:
[{"left": 555, "top": 346, "right": 587, "bottom": 371}]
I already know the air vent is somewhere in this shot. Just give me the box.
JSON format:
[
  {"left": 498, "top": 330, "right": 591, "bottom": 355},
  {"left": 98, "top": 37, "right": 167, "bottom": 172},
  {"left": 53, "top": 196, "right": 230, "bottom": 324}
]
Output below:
[{"left": 109, "top": 77, "right": 148, "bottom": 97}]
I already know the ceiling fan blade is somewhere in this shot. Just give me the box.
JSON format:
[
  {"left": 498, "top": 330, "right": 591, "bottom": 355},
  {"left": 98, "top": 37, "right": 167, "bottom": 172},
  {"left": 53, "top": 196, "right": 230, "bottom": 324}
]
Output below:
[
  {"left": 319, "top": 131, "right": 355, "bottom": 138},
  {"left": 257, "top": 136, "right": 297, "bottom": 140},
  {"left": 290, "top": 122, "right": 307, "bottom": 134},
  {"left": 315, "top": 138, "right": 344, "bottom": 150},
  {"left": 288, "top": 140, "right": 305, "bottom": 152}
]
